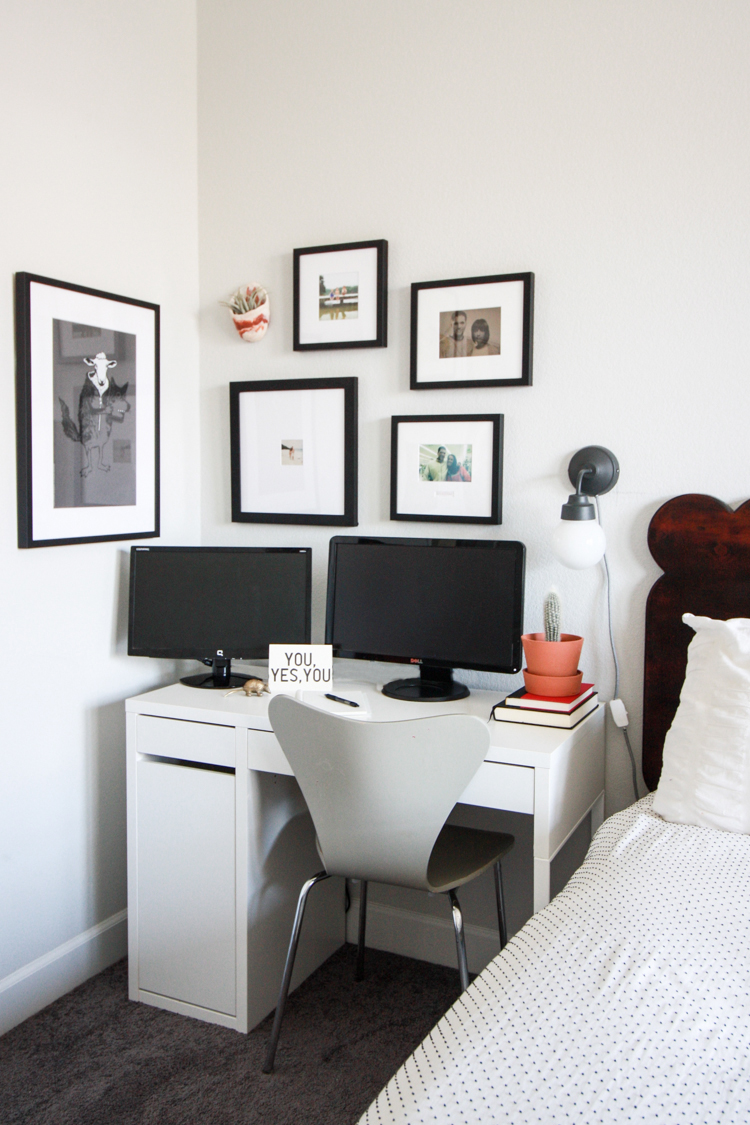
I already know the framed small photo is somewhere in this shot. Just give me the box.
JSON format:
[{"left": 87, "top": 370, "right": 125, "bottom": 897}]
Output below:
[
  {"left": 15, "top": 272, "right": 159, "bottom": 548},
  {"left": 410, "top": 272, "right": 533, "bottom": 390},
  {"left": 391, "top": 414, "right": 503, "bottom": 524},
  {"left": 293, "top": 239, "right": 387, "bottom": 350},
  {"left": 230, "top": 377, "right": 358, "bottom": 525}
]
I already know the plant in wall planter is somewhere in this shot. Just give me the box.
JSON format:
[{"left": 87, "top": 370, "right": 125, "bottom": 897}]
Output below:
[
  {"left": 521, "top": 589, "right": 584, "bottom": 696},
  {"left": 221, "top": 284, "right": 269, "bottom": 341}
]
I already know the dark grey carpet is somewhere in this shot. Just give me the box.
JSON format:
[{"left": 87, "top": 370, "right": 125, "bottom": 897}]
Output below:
[{"left": 0, "top": 946, "right": 462, "bottom": 1124}]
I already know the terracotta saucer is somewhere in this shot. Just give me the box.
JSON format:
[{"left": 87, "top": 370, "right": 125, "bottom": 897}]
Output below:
[{"left": 522, "top": 669, "right": 583, "bottom": 697}]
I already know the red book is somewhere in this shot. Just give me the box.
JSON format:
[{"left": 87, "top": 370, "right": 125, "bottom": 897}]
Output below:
[
  {"left": 492, "top": 693, "right": 599, "bottom": 728},
  {"left": 503, "top": 683, "right": 595, "bottom": 713}
]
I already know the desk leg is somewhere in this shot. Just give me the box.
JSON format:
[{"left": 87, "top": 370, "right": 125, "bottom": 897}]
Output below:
[
  {"left": 532, "top": 767, "right": 551, "bottom": 913},
  {"left": 533, "top": 859, "right": 551, "bottom": 913},
  {"left": 591, "top": 791, "right": 605, "bottom": 836}
]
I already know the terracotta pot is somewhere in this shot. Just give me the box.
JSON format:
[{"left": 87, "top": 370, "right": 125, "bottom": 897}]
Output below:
[
  {"left": 231, "top": 290, "right": 269, "bottom": 341},
  {"left": 523, "top": 669, "right": 583, "bottom": 697},
  {"left": 521, "top": 632, "right": 583, "bottom": 677}
]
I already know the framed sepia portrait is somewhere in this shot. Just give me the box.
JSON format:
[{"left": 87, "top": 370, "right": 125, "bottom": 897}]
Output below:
[
  {"left": 15, "top": 272, "right": 160, "bottom": 548},
  {"left": 293, "top": 240, "right": 388, "bottom": 350},
  {"left": 230, "top": 377, "right": 358, "bottom": 525},
  {"left": 410, "top": 272, "right": 534, "bottom": 390},
  {"left": 391, "top": 413, "right": 503, "bottom": 524}
]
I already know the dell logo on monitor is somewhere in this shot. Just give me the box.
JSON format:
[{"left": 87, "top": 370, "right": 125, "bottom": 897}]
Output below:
[{"left": 410, "top": 658, "right": 422, "bottom": 664}]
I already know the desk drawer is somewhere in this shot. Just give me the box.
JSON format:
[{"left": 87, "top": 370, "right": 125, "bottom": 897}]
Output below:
[
  {"left": 459, "top": 761, "right": 534, "bottom": 814},
  {"left": 247, "top": 729, "right": 293, "bottom": 775},
  {"left": 136, "top": 714, "right": 235, "bottom": 768}
]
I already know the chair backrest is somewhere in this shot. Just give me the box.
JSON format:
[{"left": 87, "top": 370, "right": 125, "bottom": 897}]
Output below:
[{"left": 268, "top": 695, "right": 490, "bottom": 890}]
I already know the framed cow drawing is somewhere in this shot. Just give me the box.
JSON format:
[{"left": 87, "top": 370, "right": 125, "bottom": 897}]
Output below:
[{"left": 15, "top": 273, "right": 160, "bottom": 548}]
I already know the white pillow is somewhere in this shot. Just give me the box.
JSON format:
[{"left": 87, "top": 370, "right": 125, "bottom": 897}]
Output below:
[{"left": 653, "top": 613, "right": 750, "bottom": 833}]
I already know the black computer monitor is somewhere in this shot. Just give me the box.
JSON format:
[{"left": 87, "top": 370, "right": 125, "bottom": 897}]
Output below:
[
  {"left": 128, "top": 546, "right": 312, "bottom": 688},
  {"left": 325, "top": 536, "right": 525, "bottom": 701}
]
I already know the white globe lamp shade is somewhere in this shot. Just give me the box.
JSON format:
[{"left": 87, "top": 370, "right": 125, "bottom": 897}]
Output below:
[{"left": 552, "top": 518, "right": 606, "bottom": 569}]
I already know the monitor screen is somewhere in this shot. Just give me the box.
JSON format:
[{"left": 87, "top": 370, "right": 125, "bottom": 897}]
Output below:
[
  {"left": 325, "top": 536, "right": 525, "bottom": 699},
  {"left": 128, "top": 546, "right": 311, "bottom": 662}
]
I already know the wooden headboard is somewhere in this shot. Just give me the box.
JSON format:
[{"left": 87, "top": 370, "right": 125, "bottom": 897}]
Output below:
[{"left": 642, "top": 494, "right": 750, "bottom": 790}]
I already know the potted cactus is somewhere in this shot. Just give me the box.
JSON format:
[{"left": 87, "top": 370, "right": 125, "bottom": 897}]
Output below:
[{"left": 521, "top": 589, "right": 584, "bottom": 696}]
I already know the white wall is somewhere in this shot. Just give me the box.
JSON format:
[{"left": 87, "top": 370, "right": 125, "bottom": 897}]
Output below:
[
  {"left": 196, "top": 0, "right": 750, "bottom": 815},
  {"left": 0, "top": 0, "right": 201, "bottom": 1032},
  {"left": 196, "top": 0, "right": 750, "bottom": 963}
]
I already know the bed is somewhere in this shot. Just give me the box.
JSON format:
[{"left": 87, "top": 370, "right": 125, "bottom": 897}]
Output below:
[{"left": 361, "top": 494, "right": 750, "bottom": 1124}]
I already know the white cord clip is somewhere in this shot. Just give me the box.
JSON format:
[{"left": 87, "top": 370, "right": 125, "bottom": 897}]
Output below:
[{"left": 609, "top": 698, "right": 629, "bottom": 728}]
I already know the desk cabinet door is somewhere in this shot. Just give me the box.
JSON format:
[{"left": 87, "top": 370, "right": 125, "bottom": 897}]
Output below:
[{"left": 135, "top": 757, "right": 236, "bottom": 1016}]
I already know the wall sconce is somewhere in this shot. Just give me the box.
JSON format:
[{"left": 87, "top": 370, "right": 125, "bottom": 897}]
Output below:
[{"left": 552, "top": 446, "right": 620, "bottom": 569}]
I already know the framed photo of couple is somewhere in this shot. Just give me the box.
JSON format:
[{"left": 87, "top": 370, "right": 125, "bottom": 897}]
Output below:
[
  {"left": 410, "top": 272, "right": 534, "bottom": 390},
  {"left": 293, "top": 239, "right": 388, "bottom": 351},
  {"left": 391, "top": 414, "right": 503, "bottom": 525}
]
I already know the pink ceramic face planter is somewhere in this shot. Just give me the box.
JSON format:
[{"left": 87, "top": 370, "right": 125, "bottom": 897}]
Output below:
[{"left": 224, "top": 284, "right": 270, "bottom": 342}]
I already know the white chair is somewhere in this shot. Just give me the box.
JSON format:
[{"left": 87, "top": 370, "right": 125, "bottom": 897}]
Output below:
[{"left": 263, "top": 694, "right": 514, "bottom": 1073}]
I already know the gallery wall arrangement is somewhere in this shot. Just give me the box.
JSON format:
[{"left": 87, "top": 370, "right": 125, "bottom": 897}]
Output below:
[
  {"left": 15, "top": 272, "right": 160, "bottom": 549},
  {"left": 13, "top": 251, "right": 533, "bottom": 542}
]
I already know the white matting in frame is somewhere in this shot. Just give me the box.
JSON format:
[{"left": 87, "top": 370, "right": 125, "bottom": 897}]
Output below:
[
  {"left": 19, "top": 275, "right": 158, "bottom": 546},
  {"left": 393, "top": 417, "right": 500, "bottom": 523},
  {"left": 239, "top": 388, "right": 345, "bottom": 514},
  {"left": 294, "top": 240, "right": 387, "bottom": 349},
  {"left": 411, "top": 272, "right": 533, "bottom": 389},
  {"left": 230, "top": 376, "right": 358, "bottom": 526}
]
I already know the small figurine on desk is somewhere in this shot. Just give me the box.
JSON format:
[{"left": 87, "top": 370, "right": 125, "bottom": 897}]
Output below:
[
  {"left": 243, "top": 678, "right": 269, "bottom": 697},
  {"left": 224, "top": 678, "right": 269, "bottom": 698}
]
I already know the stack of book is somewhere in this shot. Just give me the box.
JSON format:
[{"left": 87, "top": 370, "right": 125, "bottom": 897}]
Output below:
[{"left": 493, "top": 683, "right": 598, "bottom": 728}]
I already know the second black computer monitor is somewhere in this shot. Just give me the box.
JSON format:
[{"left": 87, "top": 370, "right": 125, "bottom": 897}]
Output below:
[{"left": 325, "top": 535, "right": 525, "bottom": 701}]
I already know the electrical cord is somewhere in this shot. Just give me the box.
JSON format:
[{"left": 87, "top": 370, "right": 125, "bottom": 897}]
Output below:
[{"left": 595, "top": 496, "right": 640, "bottom": 804}]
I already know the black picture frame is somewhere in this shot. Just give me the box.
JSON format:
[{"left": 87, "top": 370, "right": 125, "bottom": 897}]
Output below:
[
  {"left": 390, "top": 413, "right": 503, "bottom": 525},
  {"left": 410, "top": 272, "right": 534, "bottom": 390},
  {"left": 15, "top": 272, "right": 160, "bottom": 548},
  {"left": 293, "top": 239, "right": 388, "bottom": 350},
  {"left": 230, "top": 377, "right": 358, "bottom": 525}
]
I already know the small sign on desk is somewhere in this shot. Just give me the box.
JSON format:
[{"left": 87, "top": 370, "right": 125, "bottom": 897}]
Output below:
[{"left": 268, "top": 644, "right": 333, "bottom": 693}]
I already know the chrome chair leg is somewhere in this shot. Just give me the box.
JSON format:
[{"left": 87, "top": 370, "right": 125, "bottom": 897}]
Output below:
[
  {"left": 263, "top": 870, "right": 330, "bottom": 1073},
  {"left": 355, "top": 880, "right": 368, "bottom": 982},
  {"left": 494, "top": 860, "right": 508, "bottom": 951},
  {"left": 448, "top": 889, "right": 470, "bottom": 992}
]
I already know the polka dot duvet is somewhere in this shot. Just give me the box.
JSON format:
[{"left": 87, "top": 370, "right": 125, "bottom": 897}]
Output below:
[{"left": 360, "top": 794, "right": 750, "bottom": 1123}]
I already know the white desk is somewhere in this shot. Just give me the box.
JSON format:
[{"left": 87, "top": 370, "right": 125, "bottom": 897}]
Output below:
[{"left": 126, "top": 679, "right": 604, "bottom": 1033}]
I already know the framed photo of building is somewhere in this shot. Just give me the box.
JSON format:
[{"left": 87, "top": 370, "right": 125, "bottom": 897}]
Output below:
[
  {"left": 410, "top": 272, "right": 533, "bottom": 390},
  {"left": 391, "top": 414, "right": 503, "bottom": 524},
  {"left": 293, "top": 240, "right": 388, "bottom": 350},
  {"left": 15, "top": 272, "right": 160, "bottom": 548},
  {"left": 230, "top": 377, "right": 358, "bottom": 525}
]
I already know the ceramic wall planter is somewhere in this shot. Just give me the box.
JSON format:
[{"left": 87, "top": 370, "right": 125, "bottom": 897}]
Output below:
[{"left": 223, "top": 284, "right": 269, "bottom": 342}]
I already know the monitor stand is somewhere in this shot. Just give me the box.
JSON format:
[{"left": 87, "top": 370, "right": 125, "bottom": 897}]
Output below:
[
  {"left": 382, "top": 665, "right": 469, "bottom": 702},
  {"left": 181, "top": 657, "right": 249, "bottom": 690}
]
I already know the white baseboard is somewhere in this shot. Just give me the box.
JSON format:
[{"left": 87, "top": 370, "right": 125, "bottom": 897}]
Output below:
[
  {"left": 346, "top": 896, "right": 501, "bottom": 976},
  {"left": 0, "top": 909, "right": 128, "bottom": 1037}
]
